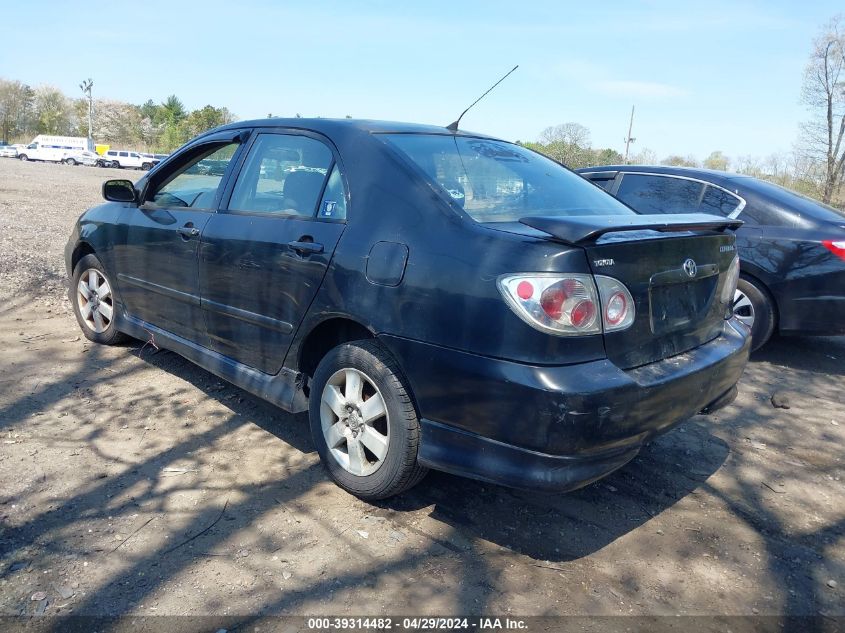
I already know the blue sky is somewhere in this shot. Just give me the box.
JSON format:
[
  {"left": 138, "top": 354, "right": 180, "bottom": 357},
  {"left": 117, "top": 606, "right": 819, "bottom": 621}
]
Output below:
[{"left": 1, "top": 1, "right": 839, "bottom": 160}]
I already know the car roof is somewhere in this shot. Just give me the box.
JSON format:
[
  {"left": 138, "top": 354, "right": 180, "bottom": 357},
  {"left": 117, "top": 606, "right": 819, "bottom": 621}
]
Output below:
[{"left": 214, "top": 117, "right": 496, "bottom": 139}]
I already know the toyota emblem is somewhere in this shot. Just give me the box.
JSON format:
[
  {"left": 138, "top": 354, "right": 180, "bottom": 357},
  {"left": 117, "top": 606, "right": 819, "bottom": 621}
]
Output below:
[{"left": 683, "top": 258, "right": 697, "bottom": 278}]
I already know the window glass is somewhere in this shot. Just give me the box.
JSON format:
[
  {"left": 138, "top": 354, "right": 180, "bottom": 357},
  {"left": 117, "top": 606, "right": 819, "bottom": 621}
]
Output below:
[
  {"left": 317, "top": 165, "right": 348, "bottom": 220},
  {"left": 149, "top": 142, "right": 239, "bottom": 209},
  {"left": 384, "top": 134, "right": 633, "bottom": 222},
  {"left": 615, "top": 174, "right": 704, "bottom": 214},
  {"left": 228, "top": 134, "right": 332, "bottom": 216},
  {"left": 699, "top": 185, "right": 741, "bottom": 216}
]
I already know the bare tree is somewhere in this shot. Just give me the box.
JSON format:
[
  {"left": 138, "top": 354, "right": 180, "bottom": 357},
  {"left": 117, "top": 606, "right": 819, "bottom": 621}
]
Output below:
[
  {"left": 536, "top": 123, "right": 592, "bottom": 166},
  {"left": 800, "top": 14, "right": 845, "bottom": 203}
]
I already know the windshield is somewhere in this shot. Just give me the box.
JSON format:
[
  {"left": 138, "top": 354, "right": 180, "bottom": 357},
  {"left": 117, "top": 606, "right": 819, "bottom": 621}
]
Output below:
[{"left": 384, "top": 134, "right": 633, "bottom": 222}]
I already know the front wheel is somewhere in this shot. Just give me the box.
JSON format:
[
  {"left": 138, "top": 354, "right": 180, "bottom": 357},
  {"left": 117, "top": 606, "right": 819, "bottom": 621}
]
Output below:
[
  {"left": 309, "top": 340, "right": 427, "bottom": 499},
  {"left": 66, "top": 158, "right": 77, "bottom": 166},
  {"left": 733, "top": 277, "right": 776, "bottom": 351},
  {"left": 18, "top": 154, "right": 28, "bottom": 161},
  {"left": 71, "top": 254, "right": 128, "bottom": 345},
  {"left": 141, "top": 162, "right": 153, "bottom": 171}
]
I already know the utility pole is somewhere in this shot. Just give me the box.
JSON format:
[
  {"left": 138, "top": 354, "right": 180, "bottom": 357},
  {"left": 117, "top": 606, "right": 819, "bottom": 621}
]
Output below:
[
  {"left": 79, "top": 78, "right": 93, "bottom": 149},
  {"left": 623, "top": 105, "right": 636, "bottom": 164}
]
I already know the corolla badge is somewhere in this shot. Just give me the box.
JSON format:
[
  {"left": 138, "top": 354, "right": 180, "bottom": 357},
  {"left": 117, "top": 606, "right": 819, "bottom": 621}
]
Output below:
[{"left": 683, "top": 258, "right": 698, "bottom": 278}]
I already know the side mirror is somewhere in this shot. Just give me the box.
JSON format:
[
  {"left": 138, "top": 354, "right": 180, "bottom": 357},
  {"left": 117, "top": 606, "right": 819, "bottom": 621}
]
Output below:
[{"left": 102, "top": 179, "right": 137, "bottom": 203}]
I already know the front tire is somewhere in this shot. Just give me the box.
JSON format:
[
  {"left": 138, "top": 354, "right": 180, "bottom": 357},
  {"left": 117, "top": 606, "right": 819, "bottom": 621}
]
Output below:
[
  {"left": 66, "top": 158, "right": 77, "bottom": 166},
  {"left": 18, "top": 154, "right": 28, "bottom": 161},
  {"left": 309, "top": 340, "right": 427, "bottom": 500},
  {"left": 71, "top": 254, "right": 127, "bottom": 345},
  {"left": 733, "top": 276, "right": 776, "bottom": 351}
]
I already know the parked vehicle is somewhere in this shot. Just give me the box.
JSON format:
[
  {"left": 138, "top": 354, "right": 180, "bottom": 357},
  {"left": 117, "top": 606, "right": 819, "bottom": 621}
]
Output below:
[
  {"left": 103, "top": 149, "right": 158, "bottom": 170},
  {"left": 18, "top": 134, "right": 91, "bottom": 163},
  {"left": 0, "top": 146, "right": 18, "bottom": 158},
  {"left": 66, "top": 119, "right": 750, "bottom": 499},
  {"left": 17, "top": 135, "right": 92, "bottom": 163},
  {"left": 62, "top": 150, "right": 107, "bottom": 167},
  {"left": 577, "top": 165, "right": 845, "bottom": 350}
]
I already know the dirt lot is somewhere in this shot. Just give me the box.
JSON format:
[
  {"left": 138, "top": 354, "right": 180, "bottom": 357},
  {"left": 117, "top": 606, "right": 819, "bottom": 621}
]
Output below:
[{"left": 0, "top": 158, "right": 843, "bottom": 620}]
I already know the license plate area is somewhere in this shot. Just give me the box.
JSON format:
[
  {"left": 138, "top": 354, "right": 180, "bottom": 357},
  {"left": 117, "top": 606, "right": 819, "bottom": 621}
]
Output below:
[{"left": 649, "top": 270, "right": 718, "bottom": 335}]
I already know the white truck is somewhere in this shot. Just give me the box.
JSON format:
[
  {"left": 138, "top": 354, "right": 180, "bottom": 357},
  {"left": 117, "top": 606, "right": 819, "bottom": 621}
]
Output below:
[{"left": 18, "top": 135, "right": 93, "bottom": 163}]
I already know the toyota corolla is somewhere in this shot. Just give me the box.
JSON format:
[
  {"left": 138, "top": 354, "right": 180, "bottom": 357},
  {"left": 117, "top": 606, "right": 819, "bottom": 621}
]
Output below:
[{"left": 65, "top": 118, "right": 750, "bottom": 499}]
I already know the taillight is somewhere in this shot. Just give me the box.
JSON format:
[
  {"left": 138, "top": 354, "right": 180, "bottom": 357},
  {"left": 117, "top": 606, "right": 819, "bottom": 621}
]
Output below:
[
  {"left": 595, "top": 276, "right": 636, "bottom": 332},
  {"left": 498, "top": 274, "right": 601, "bottom": 335},
  {"left": 720, "top": 255, "right": 740, "bottom": 310},
  {"left": 823, "top": 240, "right": 845, "bottom": 261},
  {"left": 498, "top": 274, "right": 636, "bottom": 335}
]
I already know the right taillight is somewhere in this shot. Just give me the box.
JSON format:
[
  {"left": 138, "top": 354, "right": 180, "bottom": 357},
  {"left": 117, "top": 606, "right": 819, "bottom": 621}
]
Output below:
[
  {"left": 721, "top": 256, "right": 740, "bottom": 310},
  {"left": 595, "top": 276, "right": 636, "bottom": 332},
  {"left": 823, "top": 240, "right": 845, "bottom": 261}
]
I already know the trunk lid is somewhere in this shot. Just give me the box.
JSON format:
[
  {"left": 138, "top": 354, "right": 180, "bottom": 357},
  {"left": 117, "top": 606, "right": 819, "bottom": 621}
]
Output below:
[{"left": 521, "top": 214, "right": 741, "bottom": 369}]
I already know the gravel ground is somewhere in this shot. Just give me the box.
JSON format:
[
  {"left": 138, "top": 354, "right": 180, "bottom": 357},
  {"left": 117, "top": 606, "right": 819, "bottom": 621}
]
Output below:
[{"left": 0, "top": 158, "right": 843, "bottom": 621}]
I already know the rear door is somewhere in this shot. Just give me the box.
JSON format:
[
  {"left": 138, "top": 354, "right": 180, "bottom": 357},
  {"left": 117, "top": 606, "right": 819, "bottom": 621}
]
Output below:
[
  {"left": 198, "top": 131, "right": 347, "bottom": 373},
  {"left": 115, "top": 133, "right": 246, "bottom": 344}
]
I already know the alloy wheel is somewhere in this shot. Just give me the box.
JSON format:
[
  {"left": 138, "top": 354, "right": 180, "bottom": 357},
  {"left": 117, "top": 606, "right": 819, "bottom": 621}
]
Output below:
[
  {"left": 76, "top": 268, "right": 115, "bottom": 333},
  {"left": 320, "top": 368, "right": 390, "bottom": 477},
  {"left": 732, "top": 288, "right": 755, "bottom": 329}
]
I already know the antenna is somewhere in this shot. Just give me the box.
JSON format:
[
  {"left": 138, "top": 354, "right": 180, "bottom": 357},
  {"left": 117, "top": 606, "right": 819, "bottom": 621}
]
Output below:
[{"left": 447, "top": 65, "right": 519, "bottom": 132}]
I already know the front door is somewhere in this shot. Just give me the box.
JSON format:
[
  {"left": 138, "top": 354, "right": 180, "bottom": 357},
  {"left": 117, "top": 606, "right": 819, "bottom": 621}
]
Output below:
[
  {"left": 117, "top": 136, "right": 245, "bottom": 344},
  {"left": 199, "top": 131, "right": 348, "bottom": 373}
]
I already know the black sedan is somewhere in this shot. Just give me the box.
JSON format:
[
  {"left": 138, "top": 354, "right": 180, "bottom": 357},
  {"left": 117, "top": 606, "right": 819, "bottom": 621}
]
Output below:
[
  {"left": 65, "top": 119, "right": 749, "bottom": 499},
  {"left": 577, "top": 165, "right": 845, "bottom": 350}
]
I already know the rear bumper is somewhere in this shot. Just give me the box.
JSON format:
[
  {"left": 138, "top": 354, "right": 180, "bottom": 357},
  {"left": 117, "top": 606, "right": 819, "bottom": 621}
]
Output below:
[{"left": 380, "top": 318, "right": 750, "bottom": 492}]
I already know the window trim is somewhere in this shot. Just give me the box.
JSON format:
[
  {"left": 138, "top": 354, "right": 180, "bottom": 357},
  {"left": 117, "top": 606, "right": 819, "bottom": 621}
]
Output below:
[
  {"left": 613, "top": 172, "right": 746, "bottom": 218},
  {"left": 218, "top": 130, "right": 349, "bottom": 224},
  {"left": 139, "top": 130, "right": 250, "bottom": 213}
]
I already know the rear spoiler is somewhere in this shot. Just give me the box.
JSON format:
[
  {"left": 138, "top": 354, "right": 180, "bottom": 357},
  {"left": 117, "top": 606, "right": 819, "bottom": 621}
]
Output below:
[{"left": 519, "top": 213, "right": 743, "bottom": 246}]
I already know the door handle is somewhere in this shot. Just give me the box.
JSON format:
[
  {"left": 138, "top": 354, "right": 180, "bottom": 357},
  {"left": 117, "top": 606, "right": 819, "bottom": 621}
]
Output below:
[
  {"left": 287, "top": 240, "right": 324, "bottom": 255},
  {"left": 177, "top": 226, "right": 200, "bottom": 239}
]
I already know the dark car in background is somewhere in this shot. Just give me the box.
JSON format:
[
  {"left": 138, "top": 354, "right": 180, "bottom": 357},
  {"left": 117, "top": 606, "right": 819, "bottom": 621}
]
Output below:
[
  {"left": 66, "top": 119, "right": 749, "bottom": 500},
  {"left": 577, "top": 166, "right": 845, "bottom": 349}
]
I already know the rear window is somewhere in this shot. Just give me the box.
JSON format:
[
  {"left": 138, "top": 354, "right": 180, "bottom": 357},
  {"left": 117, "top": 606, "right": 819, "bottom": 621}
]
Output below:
[
  {"left": 383, "top": 134, "right": 632, "bottom": 222},
  {"left": 744, "top": 178, "right": 845, "bottom": 223}
]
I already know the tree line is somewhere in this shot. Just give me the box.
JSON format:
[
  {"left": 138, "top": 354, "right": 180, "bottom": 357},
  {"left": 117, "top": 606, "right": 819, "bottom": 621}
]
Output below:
[{"left": 0, "top": 80, "right": 234, "bottom": 152}]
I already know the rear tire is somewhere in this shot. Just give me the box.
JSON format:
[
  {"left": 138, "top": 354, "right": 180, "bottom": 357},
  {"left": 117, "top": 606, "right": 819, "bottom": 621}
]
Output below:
[
  {"left": 71, "top": 254, "right": 128, "bottom": 346},
  {"left": 734, "top": 276, "right": 775, "bottom": 351},
  {"left": 309, "top": 340, "right": 427, "bottom": 500},
  {"left": 66, "top": 158, "right": 77, "bottom": 166},
  {"left": 111, "top": 161, "right": 120, "bottom": 169}
]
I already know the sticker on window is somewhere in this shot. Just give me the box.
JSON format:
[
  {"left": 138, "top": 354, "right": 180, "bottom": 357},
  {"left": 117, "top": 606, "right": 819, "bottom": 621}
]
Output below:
[{"left": 321, "top": 201, "right": 337, "bottom": 217}]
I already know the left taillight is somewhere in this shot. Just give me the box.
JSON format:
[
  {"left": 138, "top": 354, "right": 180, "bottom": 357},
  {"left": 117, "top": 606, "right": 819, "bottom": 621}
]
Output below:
[
  {"left": 498, "top": 273, "right": 637, "bottom": 336},
  {"left": 823, "top": 240, "right": 845, "bottom": 261},
  {"left": 498, "top": 274, "right": 601, "bottom": 336}
]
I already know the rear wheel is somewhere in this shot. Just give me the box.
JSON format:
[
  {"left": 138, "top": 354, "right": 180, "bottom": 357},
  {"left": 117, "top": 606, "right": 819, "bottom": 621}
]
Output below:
[
  {"left": 309, "top": 340, "right": 427, "bottom": 499},
  {"left": 66, "top": 158, "right": 77, "bottom": 166},
  {"left": 733, "top": 276, "right": 775, "bottom": 351},
  {"left": 71, "top": 254, "right": 127, "bottom": 345},
  {"left": 111, "top": 161, "right": 120, "bottom": 169}
]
